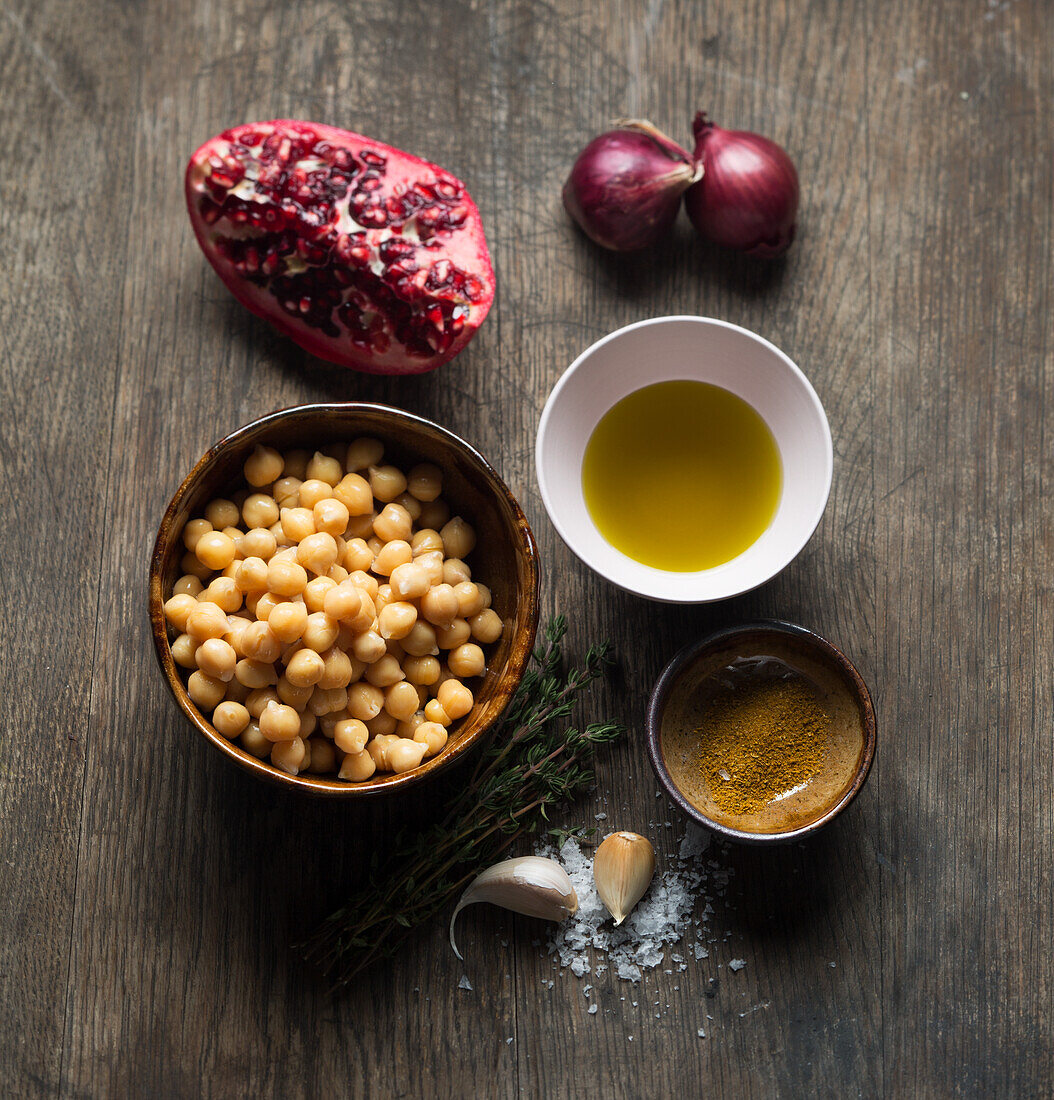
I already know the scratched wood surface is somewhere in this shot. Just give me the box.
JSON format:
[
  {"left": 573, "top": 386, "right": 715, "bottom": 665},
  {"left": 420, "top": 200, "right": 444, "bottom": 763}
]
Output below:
[{"left": 1, "top": 0, "right": 1051, "bottom": 1096}]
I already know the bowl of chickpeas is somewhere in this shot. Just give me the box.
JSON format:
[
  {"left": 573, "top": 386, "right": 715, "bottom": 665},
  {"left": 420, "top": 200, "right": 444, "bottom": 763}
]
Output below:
[{"left": 150, "top": 402, "right": 539, "bottom": 795}]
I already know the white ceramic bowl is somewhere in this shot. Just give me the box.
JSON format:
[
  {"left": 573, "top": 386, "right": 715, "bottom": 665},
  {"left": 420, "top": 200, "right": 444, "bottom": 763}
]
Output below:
[{"left": 535, "top": 316, "right": 833, "bottom": 603}]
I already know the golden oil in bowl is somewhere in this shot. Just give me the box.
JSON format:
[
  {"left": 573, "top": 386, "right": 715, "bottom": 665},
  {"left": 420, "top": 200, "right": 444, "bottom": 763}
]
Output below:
[{"left": 581, "top": 380, "right": 782, "bottom": 572}]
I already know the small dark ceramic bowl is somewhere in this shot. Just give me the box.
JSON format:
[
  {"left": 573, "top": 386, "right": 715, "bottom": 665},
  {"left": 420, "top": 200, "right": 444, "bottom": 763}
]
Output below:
[
  {"left": 150, "top": 402, "right": 539, "bottom": 797},
  {"left": 645, "top": 620, "right": 876, "bottom": 844}
]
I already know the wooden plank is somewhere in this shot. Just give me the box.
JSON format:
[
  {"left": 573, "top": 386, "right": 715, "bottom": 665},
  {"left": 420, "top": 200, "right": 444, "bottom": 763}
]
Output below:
[
  {"left": 0, "top": 1, "right": 136, "bottom": 1093},
  {"left": 868, "top": 0, "right": 1054, "bottom": 1094}
]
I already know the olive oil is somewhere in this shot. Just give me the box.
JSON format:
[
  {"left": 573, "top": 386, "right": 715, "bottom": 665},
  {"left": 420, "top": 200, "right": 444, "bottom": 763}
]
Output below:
[{"left": 581, "top": 380, "right": 781, "bottom": 572}]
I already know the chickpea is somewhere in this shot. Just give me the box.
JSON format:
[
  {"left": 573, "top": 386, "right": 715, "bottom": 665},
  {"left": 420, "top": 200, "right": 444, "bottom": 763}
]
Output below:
[
  {"left": 188, "top": 670, "right": 227, "bottom": 710},
  {"left": 246, "top": 687, "right": 280, "bottom": 718},
  {"left": 196, "top": 637, "right": 237, "bottom": 681},
  {"left": 204, "top": 498, "right": 239, "bottom": 529},
  {"left": 225, "top": 679, "right": 251, "bottom": 704},
  {"left": 182, "top": 518, "right": 213, "bottom": 553},
  {"left": 235, "top": 556, "right": 269, "bottom": 593},
  {"left": 282, "top": 449, "right": 310, "bottom": 480},
  {"left": 306, "top": 738, "right": 337, "bottom": 773},
  {"left": 180, "top": 551, "right": 213, "bottom": 582},
  {"left": 186, "top": 601, "right": 230, "bottom": 641},
  {"left": 347, "top": 682, "right": 384, "bottom": 721},
  {"left": 194, "top": 531, "right": 236, "bottom": 571},
  {"left": 367, "top": 536, "right": 384, "bottom": 559},
  {"left": 420, "top": 584, "right": 459, "bottom": 627},
  {"left": 435, "top": 618, "right": 471, "bottom": 650},
  {"left": 171, "top": 633, "right": 199, "bottom": 669},
  {"left": 271, "top": 736, "right": 307, "bottom": 775},
  {"left": 388, "top": 738, "right": 428, "bottom": 774},
  {"left": 402, "top": 620, "right": 439, "bottom": 658},
  {"left": 313, "top": 497, "right": 350, "bottom": 536},
  {"left": 349, "top": 570, "right": 379, "bottom": 601},
  {"left": 301, "top": 612, "right": 340, "bottom": 652},
  {"left": 476, "top": 583, "right": 493, "bottom": 610},
  {"left": 299, "top": 738, "right": 313, "bottom": 772},
  {"left": 212, "top": 700, "right": 250, "bottom": 739},
  {"left": 470, "top": 609, "right": 504, "bottom": 644},
  {"left": 164, "top": 593, "right": 199, "bottom": 633},
  {"left": 331, "top": 472, "right": 372, "bottom": 517},
  {"left": 344, "top": 512, "right": 376, "bottom": 540},
  {"left": 365, "top": 654, "right": 405, "bottom": 688},
  {"left": 448, "top": 643, "right": 486, "bottom": 679},
  {"left": 396, "top": 711, "right": 427, "bottom": 738},
  {"left": 285, "top": 648, "right": 325, "bottom": 688},
  {"left": 298, "top": 710, "right": 318, "bottom": 739},
  {"left": 173, "top": 573, "right": 204, "bottom": 598},
  {"left": 368, "top": 464, "right": 407, "bottom": 503},
  {"left": 377, "top": 601, "right": 417, "bottom": 641},
  {"left": 203, "top": 576, "right": 242, "bottom": 613},
  {"left": 318, "top": 647, "right": 354, "bottom": 690},
  {"left": 267, "top": 601, "right": 307, "bottom": 643},
  {"left": 240, "top": 621, "right": 281, "bottom": 663},
  {"left": 452, "top": 581, "right": 485, "bottom": 619},
  {"left": 328, "top": 563, "right": 349, "bottom": 584},
  {"left": 268, "top": 521, "right": 291, "bottom": 548},
  {"left": 438, "top": 678, "right": 474, "bottom": 719},
  {"left": 366, "top": 710, "right": 398, "bottom": 737},
  {"left": 342, "top": 537, "right": 374, "bottom": 573},
  {"left": 306, "top": 686, "right": 346, "bottom": 717},
  {"left": 419, "top": 500, "right": 450, "bottom": 534},
  {"left": 267, "top": 556, "right": 308, "bottom": 597},
  {"left": 346, "top": 437, "right": 384, "bottom": 471},
  {"left": 272, "top": 476, "right": 303, "bottom": 510},
  {"left": 373, "top": 503, "right": 413, "bottom": 543},
  {"left": 384, "top": 681, "right": 421, "bottom": 722},
  {"left": 297, "top": 532, "right": 338, "bottom": 576},
  {"left": 402, "top": 654, "right": 441, "bottom": 686},
  {"left": 253, "top": 591, "right": 283, "bottom": 622},
  {"left": 415, "top": 550, "right": 445, "bottom": 587},
  {"left": 242, "top": 492, "right": 280, "bottom": 529},
  {"left": 258, "top": 700, "right": 301, "bottom": 742},
  {"left": 442, "top": 558, "right": 472, "bottom": 586},
  {"left": 276, "top": 674, "right": 314, "bottom": 710},
  {"left": 440, "top": 517, "right": 476, "bottom": 560},
  {"left": 333, "top": 717, "right": 369, "bottom": 755},
  {"left": 407, "top": 462, "right": 443, "bottom": 502},
  {"left": 424, "top": 698, "right": 452, "bottom": 727},
  {"left": 323, "top": 581, "right": 365, "bottom": 624},
  {"left": 413, "top": 721, "right": 449, "bottom": 758},
  {"left": 350, "top": 632, "right": 387, "bottom": 668},
  {"left": 244, "top": 444, "right": 283, "bottom": 487},
  {"left": 366, "top": 733, "right": 398, "bottom": 770},
  {"left": 304, "top": 575, "right": 337, "bottom": 614},
  {"left": 306, "top": 451, "right": 343, "bottom": 486},
  {"left": 240, "top": 721, "right": 271, "bottom": 759},
  {"left": 280, "top": 507, "right": 315, "bottom": 543},
  {"left": 411, "top": 528, "right": 444, "bottom": 556},
  {"left": 395, "top": 492, "right": 422, "bottom": 522},
  {"left": 389, "top": 561, "right": 430, "bottom": 601},
  {"left": 224, "top": 614, "right": 251, "bottom": 651},
  {"left": 339, "top": 749, "right": 377, "bottom": 782},
  {"left": 235, "top": 658, "right": 278, "bottom": 689}
]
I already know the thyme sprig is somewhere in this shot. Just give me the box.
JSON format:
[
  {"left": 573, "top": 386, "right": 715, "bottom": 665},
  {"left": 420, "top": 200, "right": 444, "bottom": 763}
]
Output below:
[{"left": 297, "top": 616, "right": 622, "bottom": 990}]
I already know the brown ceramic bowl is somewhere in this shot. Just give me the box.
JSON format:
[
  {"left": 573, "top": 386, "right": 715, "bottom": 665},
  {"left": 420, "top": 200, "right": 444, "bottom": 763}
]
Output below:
[
  {"left": 645, "top": 620, "right": 876, "bottom": 844},
  {"left": 150, "top": 402, "right": 539, "bottom": 797}
]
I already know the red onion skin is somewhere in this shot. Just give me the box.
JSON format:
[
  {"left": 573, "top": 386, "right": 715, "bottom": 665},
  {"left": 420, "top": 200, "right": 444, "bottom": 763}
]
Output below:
[
  {"left": 563, "top": 123, "right": 700, "bottom": 251},
  {"left": 684, "top": 113, "right": 799, "bottom": 257}
]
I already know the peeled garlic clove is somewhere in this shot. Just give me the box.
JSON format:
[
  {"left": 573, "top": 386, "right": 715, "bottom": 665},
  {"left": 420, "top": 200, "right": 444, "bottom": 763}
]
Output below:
[
  {"left": 593, "top": 831, "right": 655, "bottom": 925},
  {"left": 449, "top": 856, "right": 578, "bottom": 960}
]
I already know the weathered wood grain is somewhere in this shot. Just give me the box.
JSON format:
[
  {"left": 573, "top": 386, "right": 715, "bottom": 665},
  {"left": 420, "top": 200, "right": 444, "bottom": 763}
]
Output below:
[{"left": 0, "top": 0, "right": 1050, "bottom": 1096}]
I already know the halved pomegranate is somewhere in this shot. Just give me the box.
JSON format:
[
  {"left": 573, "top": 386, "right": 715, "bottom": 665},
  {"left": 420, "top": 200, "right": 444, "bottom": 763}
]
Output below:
[{"left": 185, "top": 120, "right": 496, "bottom": 374}]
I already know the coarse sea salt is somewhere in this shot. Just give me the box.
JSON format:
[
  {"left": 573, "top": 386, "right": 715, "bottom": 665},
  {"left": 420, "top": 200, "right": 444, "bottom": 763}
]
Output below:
[{"left": 538, "top": 824, "right": 730, "bottom": 984}]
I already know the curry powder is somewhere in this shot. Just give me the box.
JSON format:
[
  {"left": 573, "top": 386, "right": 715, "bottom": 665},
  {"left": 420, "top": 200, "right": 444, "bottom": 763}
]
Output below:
[{"left": 693, "top": 676, "right": 831, "bottom": 816}]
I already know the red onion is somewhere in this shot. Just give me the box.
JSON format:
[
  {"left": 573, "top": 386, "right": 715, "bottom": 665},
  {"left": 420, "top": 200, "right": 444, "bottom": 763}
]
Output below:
[
  {"left": 563, "top": 120, "right": 702, "bottom": 251},
  {"left": 684, "top": 112, "right": 799, "bottom": 257}
]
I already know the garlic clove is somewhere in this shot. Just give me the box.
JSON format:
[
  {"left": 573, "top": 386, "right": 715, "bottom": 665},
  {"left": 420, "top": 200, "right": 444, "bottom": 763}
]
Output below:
[
  {"left": 592, "top": 831, "right": 655, "bottom": 926},
  {"left": 449, "top": 856, "right": 578, "bottom": 960}
]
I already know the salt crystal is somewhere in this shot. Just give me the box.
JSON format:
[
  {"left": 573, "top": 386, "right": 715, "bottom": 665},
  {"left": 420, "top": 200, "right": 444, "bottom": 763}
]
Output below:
[
  {"left": 570, "top": 957, "right": 590, "bottom": 978},
  {"left": 729, "top": 959, "right": 746, "bottom": 972},
  {"left": 697, "top": 1028, "right": 706, "bottom": 1038},
  {"left": 506, "top": 1037, "right": 514, "bottom": 1045},
  {"left": 588, "top": 1003, "right": 598, "bottom": 1015},
  {"left": 458, "top": 975, "right": 473, "bottom": 991},
  {"left": 595, "top": 812, "right": 607, "bottom": 821},
  {"left": 583, "top": 985, "right": 593, "bottom": 997}
]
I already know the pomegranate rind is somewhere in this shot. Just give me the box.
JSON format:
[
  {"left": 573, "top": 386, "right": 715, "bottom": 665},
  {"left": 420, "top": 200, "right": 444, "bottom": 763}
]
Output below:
[{"left": 185, "top": 119, "right": 496, "bottom": 375}]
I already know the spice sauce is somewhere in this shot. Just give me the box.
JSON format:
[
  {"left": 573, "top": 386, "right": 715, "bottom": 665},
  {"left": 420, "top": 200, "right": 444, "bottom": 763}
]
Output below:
[
  {"left": 581, "top": 380, "right": 782, "bottom": 572},
  {"left": 660, "top": 637, "right": 866, "bottom": 833}
]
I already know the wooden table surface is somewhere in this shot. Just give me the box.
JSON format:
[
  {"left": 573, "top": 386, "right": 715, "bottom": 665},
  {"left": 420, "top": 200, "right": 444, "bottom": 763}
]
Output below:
[{"left": 2, "top": 0, "right": 1051, "bottom": 1096}]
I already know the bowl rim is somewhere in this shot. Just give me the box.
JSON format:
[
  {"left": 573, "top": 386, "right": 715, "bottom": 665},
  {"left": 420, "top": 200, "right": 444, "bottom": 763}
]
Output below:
[
  {"left": 535, "top": 315, "right": 833, "bottom": 604},
  {"left": 149, "top": 401, "right": 540, "bottom": 797},
  {"left": 644, "top": 619, "right": 876, "bottom": 844}
]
